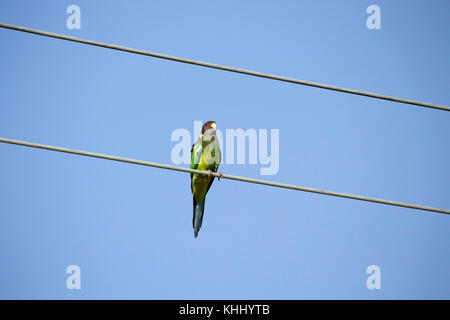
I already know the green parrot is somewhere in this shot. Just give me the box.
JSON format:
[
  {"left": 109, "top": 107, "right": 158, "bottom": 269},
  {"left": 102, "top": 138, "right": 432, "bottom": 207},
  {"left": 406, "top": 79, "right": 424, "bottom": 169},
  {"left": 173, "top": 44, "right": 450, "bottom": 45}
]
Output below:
[{"left": 190, "top": 121, "right": 222, "bottom": 238}]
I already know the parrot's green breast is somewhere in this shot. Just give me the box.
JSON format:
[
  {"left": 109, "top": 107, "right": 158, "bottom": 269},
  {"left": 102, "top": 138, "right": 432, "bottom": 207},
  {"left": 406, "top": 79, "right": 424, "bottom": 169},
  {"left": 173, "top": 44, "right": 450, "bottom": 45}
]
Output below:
[
  {"left": 192, "top": 151, "right": 214, "bottom": 203},
  {"left": 190, "top": 136, "right": 221, "bottom": 204}
]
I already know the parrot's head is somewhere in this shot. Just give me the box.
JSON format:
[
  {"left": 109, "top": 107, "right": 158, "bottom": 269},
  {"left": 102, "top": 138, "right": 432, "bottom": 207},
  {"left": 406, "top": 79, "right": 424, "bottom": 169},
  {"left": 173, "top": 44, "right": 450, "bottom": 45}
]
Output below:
[{"left": 201, "top": 120, "right": 217, "bottom": 137}]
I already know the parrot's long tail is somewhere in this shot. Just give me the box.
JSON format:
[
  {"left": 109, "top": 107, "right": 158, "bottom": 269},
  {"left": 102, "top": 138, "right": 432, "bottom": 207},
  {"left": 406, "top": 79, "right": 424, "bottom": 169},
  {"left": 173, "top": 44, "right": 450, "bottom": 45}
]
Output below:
[{"left": 193, "top": 197, "right": 205, "bottom": 238}]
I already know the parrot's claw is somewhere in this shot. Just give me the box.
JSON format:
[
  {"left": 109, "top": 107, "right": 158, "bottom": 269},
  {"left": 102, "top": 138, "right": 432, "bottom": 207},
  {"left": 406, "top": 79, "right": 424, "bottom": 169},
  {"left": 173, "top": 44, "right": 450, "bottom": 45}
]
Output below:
[{"left": 206, "top": 170, "right": 223, "bottom": 180}]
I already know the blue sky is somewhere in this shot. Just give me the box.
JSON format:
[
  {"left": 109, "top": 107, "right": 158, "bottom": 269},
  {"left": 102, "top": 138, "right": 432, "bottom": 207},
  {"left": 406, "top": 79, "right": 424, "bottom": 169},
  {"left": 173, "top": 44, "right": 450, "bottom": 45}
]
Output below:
[{"left": 0, "top": 0, "right": 449, "bottom": 299}]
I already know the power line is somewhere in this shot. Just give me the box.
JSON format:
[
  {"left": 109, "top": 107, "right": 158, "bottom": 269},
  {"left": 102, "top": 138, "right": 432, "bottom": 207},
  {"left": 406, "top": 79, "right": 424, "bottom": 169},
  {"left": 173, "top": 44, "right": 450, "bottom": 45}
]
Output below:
[
  {"left": 0, "top": 22, "right": 448, "bottom": 112},
  {"left": 1, "top": 137, "right": 448, "bottom": 215}
]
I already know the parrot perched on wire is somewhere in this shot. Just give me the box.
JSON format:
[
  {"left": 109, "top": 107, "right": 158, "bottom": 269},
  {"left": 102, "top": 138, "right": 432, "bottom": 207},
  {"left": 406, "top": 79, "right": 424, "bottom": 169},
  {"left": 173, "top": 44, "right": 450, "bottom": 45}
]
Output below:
[{"left": 190, "top": 121, "right": 223, "bottom": 238}]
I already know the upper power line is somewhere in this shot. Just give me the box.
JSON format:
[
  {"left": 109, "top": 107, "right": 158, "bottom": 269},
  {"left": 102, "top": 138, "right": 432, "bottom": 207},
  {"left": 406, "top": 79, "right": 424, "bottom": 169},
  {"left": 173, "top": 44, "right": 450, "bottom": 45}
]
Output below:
[
  {"left": 0, "top": 22, "right": 448, "bottom": 112},
  {"left": 1, "top": 137, "right": 449, "bottom": 215}
]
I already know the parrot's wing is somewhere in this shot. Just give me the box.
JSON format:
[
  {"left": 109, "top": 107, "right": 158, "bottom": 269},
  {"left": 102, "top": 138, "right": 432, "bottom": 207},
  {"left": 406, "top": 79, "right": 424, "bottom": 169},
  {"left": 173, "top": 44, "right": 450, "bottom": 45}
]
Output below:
[{"left": 190, "top": 138, "right": 202, "bottom": 193}]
